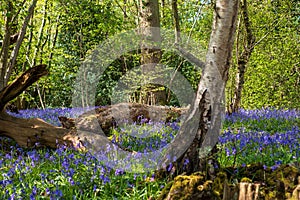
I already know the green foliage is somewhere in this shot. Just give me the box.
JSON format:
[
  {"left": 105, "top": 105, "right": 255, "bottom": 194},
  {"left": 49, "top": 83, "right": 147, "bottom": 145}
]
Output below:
[
  {"left": 230, "top": 0, "right": 300, "bottom": 109},
  {"left": 94, "top": 49, "right": 201, "bottom": 107},
  {"left": 42, "top": 0, "right": 123, "bottom": 107},
  {"left": 2, "top": 0, "right": 298, "bottom": 109}
]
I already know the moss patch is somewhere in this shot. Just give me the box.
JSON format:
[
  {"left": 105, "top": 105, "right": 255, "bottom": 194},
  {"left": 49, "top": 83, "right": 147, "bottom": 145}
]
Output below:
[{"left": 158, "top": 164, "right": 300, "bottom": 200}]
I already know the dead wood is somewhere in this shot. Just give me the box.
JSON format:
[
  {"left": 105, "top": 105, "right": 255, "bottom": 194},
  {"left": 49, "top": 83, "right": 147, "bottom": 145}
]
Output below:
[
  {"left": 0, "top": 64, "right": 188, "bottom": 149},
  {"left": 59, "top": 102, "right": 189, "bottom": 136},
  {"left": 0, "top": 64, "right": 83, "bottom": 149},
  {"left": 0, "top": 111, "right": 75, "bottom": 148},
  {"left": 0, "top": 64, "right": 48, "bottom": 111}
]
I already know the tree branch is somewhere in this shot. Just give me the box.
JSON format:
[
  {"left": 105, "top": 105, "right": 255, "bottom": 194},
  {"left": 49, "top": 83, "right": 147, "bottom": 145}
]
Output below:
[
  {"left": 174, "top": 44, "right": 206, "bottom": 69},
  {"left": 0, "top": 64, "right": 48, "bottom": 111}
]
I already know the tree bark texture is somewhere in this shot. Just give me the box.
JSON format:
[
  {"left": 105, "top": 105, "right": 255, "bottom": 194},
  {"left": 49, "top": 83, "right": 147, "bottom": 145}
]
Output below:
[
  {"left": 138, "top": 0, "right": 166, "bottom": 105},
  {"left": 139, "top": 0, "right": 161, "bottom": 64},
  {"left": 156, "top": 0, "right": 239, "bottom": 178},
  {"left": 181, "top": 0, "right": 239, "bottom": 174}
]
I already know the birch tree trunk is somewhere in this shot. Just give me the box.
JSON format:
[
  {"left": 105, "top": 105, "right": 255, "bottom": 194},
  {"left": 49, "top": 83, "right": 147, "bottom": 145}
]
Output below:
[{"left": 158, "top": 0, "right": 239, "bottom": 177}]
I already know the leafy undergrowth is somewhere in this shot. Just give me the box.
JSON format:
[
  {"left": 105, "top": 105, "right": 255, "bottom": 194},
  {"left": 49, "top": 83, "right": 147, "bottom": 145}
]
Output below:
[{"left": 1, "top": 107, "right": 299, "bottom": 199}]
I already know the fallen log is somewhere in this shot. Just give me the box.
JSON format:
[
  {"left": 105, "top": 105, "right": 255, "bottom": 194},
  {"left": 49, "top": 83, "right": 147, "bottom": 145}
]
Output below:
[
  {"left": 0, "top": 111, "right": 74, "bottom": 148},
  {"left": 0, "top": 65, "right": 82, "bottom": 148},
  {"left": 0, "top": 64, "right": 48, "bottom": 111},
  {"left": 0, "top": 64, "right": 188, "bottom": 149},
  {"left": 59, "top": 103, "right": 188, "bottom": 136}
]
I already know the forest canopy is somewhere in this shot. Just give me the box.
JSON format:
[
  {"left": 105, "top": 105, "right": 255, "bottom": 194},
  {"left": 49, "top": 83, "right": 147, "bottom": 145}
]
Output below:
[{"left": 0, "top": 0, "right": 298, "bottom": 110}]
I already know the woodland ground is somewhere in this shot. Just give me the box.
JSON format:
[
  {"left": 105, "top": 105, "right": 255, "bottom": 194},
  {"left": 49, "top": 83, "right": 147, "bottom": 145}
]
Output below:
[{"left": 0, "top": 107, "right": 299, "bottom": 199}]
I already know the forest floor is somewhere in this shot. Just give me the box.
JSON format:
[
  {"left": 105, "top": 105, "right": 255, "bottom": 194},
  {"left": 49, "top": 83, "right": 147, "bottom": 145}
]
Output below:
[{"left": 0, "top": 107, "right": 299, "bottom": 199}]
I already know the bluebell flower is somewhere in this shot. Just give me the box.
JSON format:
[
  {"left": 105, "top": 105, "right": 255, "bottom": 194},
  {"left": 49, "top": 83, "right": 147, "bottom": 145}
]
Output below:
[
  {"left": 46, "top": 188, "right": 50, "bottom": 195},
  {"left": 8, "top": 193, "right": 15, "bottom": 200},
  {"left": 53, "top": 189, "right": 63, "bottom": 197},
  {"left": 167, "top": 163, "right": 173, "bottom": 172}
]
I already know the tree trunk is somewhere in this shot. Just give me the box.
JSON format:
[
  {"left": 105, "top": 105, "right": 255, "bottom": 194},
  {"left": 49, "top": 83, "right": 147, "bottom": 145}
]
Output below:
[
  {"left": 0, "top": 1, "right": 13, "bottom": 90},
  {"left": 0, "top": 0, "right": 38, "bottom": 90},
  {"left": 172, "top": 0, "right": 181, "bottom": 43},
  {"left": 5, "top": 0, "right": 38, "bottom": 87},
  {"left": 156, "top": 0, "right": 239, "bottom": 180},
  {"left": 138, "top": 0, "right": 166, "bottom": 105},
  {"left": 231, "top": 0, "right": 256, "bottom": 113}
]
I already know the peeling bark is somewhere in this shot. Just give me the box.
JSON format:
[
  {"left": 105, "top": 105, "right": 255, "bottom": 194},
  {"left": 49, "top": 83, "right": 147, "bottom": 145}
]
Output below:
[
  {"left": 152, "top": 1, "right": 240, "bottom": 186},
  {"left": 168, "top": 0, "right": 239, "bottom": 176}
]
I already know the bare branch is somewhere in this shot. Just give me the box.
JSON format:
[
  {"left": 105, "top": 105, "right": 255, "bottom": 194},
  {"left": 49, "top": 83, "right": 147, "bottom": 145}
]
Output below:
[
  {"left": 174, "top": 44, "right": 206, "bottom": 69},
  {"left": 0, "top": 64, "right": 48, "bottom": 111}
]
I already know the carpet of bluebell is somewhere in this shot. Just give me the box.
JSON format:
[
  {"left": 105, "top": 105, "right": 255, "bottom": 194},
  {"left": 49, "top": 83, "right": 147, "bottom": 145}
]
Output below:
[{"left": 0, "top": 107, "right": 299, "bottom": 199}]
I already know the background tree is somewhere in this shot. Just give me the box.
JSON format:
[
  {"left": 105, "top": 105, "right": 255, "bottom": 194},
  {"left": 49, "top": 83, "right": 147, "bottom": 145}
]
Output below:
[
  {"left": 1, "top": 0, "right": 298, "bottom": 110},
  {"left": 229, "top": 0, "right": 256, "bottom": 113},
  {"left": 0, "top": 0, "right": 37, "bottom": 90},
  {"left": 228, "top": 0, "right": 299, "bottom": 109},
  {"left": 138, "top": 0, "right": 167, "bottom": 105}
]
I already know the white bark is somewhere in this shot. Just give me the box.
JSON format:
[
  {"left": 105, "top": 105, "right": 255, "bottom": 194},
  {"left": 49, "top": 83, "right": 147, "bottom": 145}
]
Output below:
[{"left": 159, "top": 0, "right": 239, "bottom": 173}]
